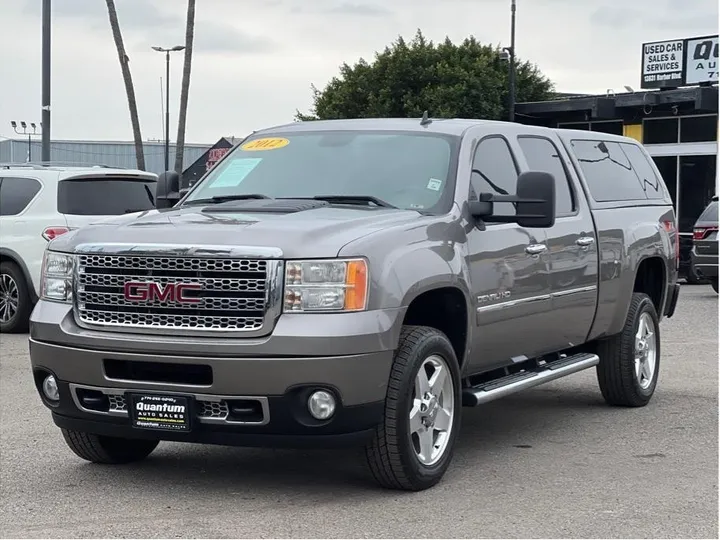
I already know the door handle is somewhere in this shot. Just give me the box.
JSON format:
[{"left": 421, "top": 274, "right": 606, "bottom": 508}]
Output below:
[
  {"left": 576, "top": 236, "right": 595, "bottom": 247},
  {"left": 525, "top": 244, "right": 547, "bottom": 255}
]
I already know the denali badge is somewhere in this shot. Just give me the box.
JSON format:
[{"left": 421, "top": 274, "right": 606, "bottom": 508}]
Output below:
[{"left": 123, "top": 282, "right": 202, "bottom": 304}]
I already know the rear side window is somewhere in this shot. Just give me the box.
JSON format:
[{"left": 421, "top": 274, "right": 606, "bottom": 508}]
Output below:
[
  {"left": 57, "top": 178, "right": 156, "bottom": 215},
  {"left": 620, "top": 143, "right": 668, "bottom": 200},
  {"left": 517, "top": 136, "right": 575, "bottom": 216},
  {"left": 570, "top": 140, "right": 647, "bottom": 202},
  {"left": 0, "top": 176, "right": 42, "bottom": 216},
  {"left": 698, "top": 201, "right": 718, "bottom": 222}
]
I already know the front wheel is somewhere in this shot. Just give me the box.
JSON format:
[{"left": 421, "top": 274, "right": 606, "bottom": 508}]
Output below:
[
  {"left": 711, "top": 278, "right": 718, "bottom": 293},
  {"left": 61, "top": 429, "right": 159, "bottom": 464},
  {"left": 596, "top": 293, "right": 660, "bottom": 407},
  {"left": 365, "top": 325, "right": 461, "bottom": 491}
]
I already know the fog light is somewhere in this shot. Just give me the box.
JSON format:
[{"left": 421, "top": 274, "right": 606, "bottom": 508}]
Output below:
[
  {"left": 308, "top": 390, "right": 336, "bottom": 420},
  {"left": 42, "top": 375, "right": 59, "bottom": 401}
]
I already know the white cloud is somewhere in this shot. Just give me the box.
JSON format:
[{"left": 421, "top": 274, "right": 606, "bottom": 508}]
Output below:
[{"left": 1, "top": 0, "right": 717, "bottom": 144}]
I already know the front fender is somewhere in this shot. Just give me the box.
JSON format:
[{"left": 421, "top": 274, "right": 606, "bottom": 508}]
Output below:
[{"left": 338, "top": 214, "right": 473, "bottom": 352}]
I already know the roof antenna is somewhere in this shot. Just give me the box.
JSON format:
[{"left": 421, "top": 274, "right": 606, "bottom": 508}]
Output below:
[{"left": 420, "top": 110, "right": 432, "bottom": 126}]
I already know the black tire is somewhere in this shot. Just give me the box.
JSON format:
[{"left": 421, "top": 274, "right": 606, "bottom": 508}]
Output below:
[
  {"left": 596, "top": 293, "right": 660, "bottom": 407},
  {"left": 61, "top": 429, "right": 159, "bottom": 464},
  {"left": 711, "top": 278, "right": 719, "bottom": 293},
  {"left": 0, "top": 261, "right": 32, "bottom": 334},
  {"left": 365, "top": 325, "right": 461, "bottom": 491}
]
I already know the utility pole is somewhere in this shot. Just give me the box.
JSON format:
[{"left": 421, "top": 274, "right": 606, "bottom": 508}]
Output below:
[
  {"left": 508, "top": 0, "right": 517, "bottom": 122},
  {"left": 11, "top": 121, "right": 42, "bottom": 162},
  {"left": 41, "top": 0, "right": 51, "bottom": 161},
  {"left": 152, "top": 45, "right": 185, "bottom": 171}
]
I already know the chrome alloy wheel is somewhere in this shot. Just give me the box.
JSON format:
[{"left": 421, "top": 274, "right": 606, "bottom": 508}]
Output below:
[
  {"left": 409, "top": 354, "right": 455, "bottom": 466},
  {"left": 0, "top": 272, "right": 19, "bottom": 324},
  {"left": 635, "top": 312, "right": 657, "bottom": 390}
]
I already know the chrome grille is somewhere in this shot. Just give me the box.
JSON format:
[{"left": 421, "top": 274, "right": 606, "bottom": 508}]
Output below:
[{"left": 75, "top": 253, "right": 271, "bottom": 333}]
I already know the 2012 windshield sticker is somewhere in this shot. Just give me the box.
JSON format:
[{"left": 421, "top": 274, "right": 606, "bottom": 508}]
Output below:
[{"left": 241, "top": 137, "right": 290, "bottom": 151}]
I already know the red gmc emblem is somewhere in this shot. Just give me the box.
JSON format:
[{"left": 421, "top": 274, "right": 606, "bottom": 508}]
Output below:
[{"left": 123, "top": 281, "right": 202, "bottom": 304}]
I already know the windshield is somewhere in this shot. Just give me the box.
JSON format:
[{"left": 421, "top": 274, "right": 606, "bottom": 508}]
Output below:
[
  {"left": 57, "top": 177, "right": 156, "bottom": 215},
  {"left": 183, "top": 131, "right": 458, "bottom": 213}
]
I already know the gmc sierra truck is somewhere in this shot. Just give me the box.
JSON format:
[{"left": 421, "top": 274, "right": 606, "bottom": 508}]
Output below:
[{"left": 29, "top": 118, "right": 680, "bottom": 491}]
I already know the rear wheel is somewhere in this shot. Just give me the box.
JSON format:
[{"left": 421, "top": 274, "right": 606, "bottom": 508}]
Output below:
[
  {"left": 0, "top": 261, "right": 32, "bottom": 334},
  {"left": 365, "top": 325, "right": 461, "bottom": 491},
  {"left": 596, "top": 293, "right": 660, "bottom": 407},
  {"left": 61, "top": 429, "right": 159, "bottom": 464},
  {"left": 711, "top": 278, "right": 718, "bottom": 293}
]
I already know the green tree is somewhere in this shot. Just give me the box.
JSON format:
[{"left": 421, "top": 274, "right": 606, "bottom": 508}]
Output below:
[{"left": 296, "top": 30, "right": 554, "bottom": 122}]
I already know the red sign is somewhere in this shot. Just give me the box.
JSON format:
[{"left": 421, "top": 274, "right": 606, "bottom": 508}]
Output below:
[
  {"left": 123, "top": 282, "right": 202, "bottom": 304},
  {"left": 206, "top": 148, "right": 229, "bottom": 171}
]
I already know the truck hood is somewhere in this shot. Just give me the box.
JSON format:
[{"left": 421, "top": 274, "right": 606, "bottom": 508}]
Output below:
[{"left": 49, "top": 204, "right": 423, "bottom": 258}]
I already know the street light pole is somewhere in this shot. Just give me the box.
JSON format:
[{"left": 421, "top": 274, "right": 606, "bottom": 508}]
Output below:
[
  {"left": 508, "top": 0, "right": 517, "bottom": 122},
  {"left": 11, "top": 121, "right": 41, "bottom": 163},
  {"left": 152, "top": 45, "right": 185, "bottom": 171},
  {"left": 41, "top": 0, "right": 51, "bottom": 161}
]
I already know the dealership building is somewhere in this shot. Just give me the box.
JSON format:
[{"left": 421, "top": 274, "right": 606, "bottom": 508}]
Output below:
[{"left": 517, "top": 34, "right": 718, "bottom": 280}]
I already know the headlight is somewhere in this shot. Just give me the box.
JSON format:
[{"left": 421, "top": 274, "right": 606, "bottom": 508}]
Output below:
[
  {"left": 284, "top": 258, "right": 368, "bottom": 312},
  {"left": 41, "top": 251, "right": 75, "bottom": 303}
]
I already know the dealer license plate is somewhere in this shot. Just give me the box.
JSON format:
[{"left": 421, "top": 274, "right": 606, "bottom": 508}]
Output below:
[{"left": 129, "top": 394, "right": 191, "bottom": 432}]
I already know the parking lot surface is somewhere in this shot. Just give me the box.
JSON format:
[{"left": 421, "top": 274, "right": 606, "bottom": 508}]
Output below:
[{"left": 0, "top": 285, "right": 717, "bottom": 539}]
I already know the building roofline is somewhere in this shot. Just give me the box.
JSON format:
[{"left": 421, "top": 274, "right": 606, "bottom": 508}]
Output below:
[
  {"left": 0, "top": 138, "right": 212, "bottom": 147},
  {"left": 517, "top": 85, "right": 718, "bottom": 119}
]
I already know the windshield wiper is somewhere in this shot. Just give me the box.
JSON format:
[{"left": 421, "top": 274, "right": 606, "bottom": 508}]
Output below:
[
  {"left": 183, "top": 194, "right": 272, "bottom": 206},
  {"left": 310, "top": 195, "right": 397, "bottom": 209}
]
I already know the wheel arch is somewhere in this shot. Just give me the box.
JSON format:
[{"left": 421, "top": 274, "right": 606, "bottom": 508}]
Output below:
[
  {"left": 0, "top": 248, "right": 38, "bottom": 303},
  {"left": 400, "top": 283, "right": 472, "bottom": 370}
]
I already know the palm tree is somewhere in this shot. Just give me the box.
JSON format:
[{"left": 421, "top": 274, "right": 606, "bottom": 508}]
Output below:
[
  {"left": 104, "top": 0, "right": 145, "bottom": 170},
  {"left": 174, "top": 0, "right": 196, "bottom": 174}
]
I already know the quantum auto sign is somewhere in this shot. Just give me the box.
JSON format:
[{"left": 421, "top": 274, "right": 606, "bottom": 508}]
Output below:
[{"left": 642, "top": 35, "right": 718, "bottom": 89}]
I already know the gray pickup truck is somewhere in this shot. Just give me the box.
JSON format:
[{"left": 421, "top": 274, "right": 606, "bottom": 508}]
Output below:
[{"left": 29, "top": 118, "right": 680, "bottom": 491}]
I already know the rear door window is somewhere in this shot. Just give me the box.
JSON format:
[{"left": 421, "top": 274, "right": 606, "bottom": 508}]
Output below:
[
  {"left": 0, "top": 176, "right": 42, "bottom": 216},
  {"left": 620, "top": 143, "right": 668, "bottom": 200},
  {"left": 569, "top": 140, "right": 647, "bottom": 202},
  {"left": 57, "top": 177, "right": 156, "bottom": 215},
  {"left": 517, "top": 136, "right": 576, "bottom": 216}
]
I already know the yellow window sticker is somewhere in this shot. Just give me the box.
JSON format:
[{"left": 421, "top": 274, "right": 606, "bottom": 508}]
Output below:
[{"left": 241, "top": 137, "right": 290, "bottom": 151}]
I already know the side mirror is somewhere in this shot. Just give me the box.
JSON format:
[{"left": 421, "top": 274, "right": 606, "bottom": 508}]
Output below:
[
  {"left": 470, "top": 171, "right": 556, "bottom": 228},
  {"left": 155, "top": 171, "right": 181, "bottom": 209},
  {"left": 515, "top": 171, "right": 556, "bottom": 228}
]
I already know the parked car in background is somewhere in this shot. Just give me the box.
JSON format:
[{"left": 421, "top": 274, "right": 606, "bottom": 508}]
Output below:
[
  {"left": 0, "top": 163, "right": 157, "bottom": 333},
  {"left": 691, "top": 195, "right": 719, "bottom": 293},
  {"left": 29, "top": 119, "right": 679, "bottom": 491}
]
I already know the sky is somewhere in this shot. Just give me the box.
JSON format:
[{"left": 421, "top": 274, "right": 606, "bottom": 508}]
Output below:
[{"left": 0, "top": 0, "right": 717, "bottom": 145}]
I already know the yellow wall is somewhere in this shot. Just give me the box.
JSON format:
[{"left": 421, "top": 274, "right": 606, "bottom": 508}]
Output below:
[{"left": 623, "top": 123, "right": 643, "bottom": 142}]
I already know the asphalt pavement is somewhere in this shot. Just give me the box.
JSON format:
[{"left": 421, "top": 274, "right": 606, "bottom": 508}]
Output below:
[{"left": 1, "top": 285, "right": 717, "bottom": 539}]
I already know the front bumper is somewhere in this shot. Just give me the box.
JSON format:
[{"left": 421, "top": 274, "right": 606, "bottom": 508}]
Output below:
[
  {"left": 39, "top": 378, "right": 383, "bottom": 448},
  {"left": 29, "top": 300, "right": 402, "bottom": 446},
  {"left": 30, "top": 340, "right": 390, "bottom": 447}
]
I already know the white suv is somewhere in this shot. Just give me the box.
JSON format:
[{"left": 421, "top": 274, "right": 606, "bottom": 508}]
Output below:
[{"left": 0, "top": 163, "right": 158, "bottom": 333}]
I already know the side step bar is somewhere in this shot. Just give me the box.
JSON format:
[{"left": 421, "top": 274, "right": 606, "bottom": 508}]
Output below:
[{"left": 462, "top": 353, "right": 600, "bottom": 407}]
